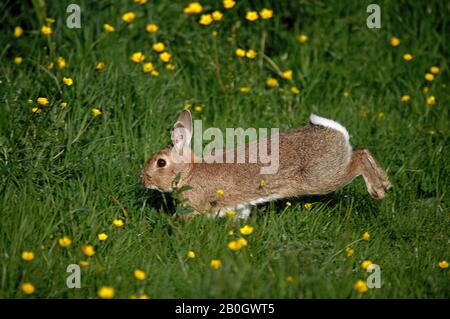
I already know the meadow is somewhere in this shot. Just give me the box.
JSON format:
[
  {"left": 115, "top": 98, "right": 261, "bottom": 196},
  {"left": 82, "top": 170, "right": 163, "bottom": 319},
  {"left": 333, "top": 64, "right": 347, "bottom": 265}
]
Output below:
[{"left": 0, "top": 0, "right": 449, "bottom": 298}]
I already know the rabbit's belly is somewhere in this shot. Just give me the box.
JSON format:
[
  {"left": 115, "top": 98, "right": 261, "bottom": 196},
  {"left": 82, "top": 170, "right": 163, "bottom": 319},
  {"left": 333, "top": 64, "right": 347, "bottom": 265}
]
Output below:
[
  {"left": 211, "top": 194, "right": 284, "bottom": 219},
  {"left": 211, "top": 204, "right": 251, "bottom": 219}
]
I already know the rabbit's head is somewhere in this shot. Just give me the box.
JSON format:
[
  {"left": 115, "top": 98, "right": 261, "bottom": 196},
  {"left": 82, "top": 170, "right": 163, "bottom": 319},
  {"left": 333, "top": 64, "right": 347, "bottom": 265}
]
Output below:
[{"left": 141, "top": 110, "right": 194, "bottom": 192}]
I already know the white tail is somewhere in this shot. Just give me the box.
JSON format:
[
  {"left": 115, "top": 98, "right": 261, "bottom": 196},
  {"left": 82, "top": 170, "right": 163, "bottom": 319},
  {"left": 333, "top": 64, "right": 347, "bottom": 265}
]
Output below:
[{"left": 310, "top": 114, "right": 350, "bottom": 142}]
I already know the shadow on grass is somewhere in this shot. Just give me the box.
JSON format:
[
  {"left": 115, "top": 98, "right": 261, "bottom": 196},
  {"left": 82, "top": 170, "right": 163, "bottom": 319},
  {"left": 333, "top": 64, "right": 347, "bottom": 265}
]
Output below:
[
  {"left": 258, "top": 190, "right": 384, "bottom": 218},
  {"left": 135, "top": 185, "right": 175, "bottom": 215},
  {"left": 135, "top": 181, "right": 385, "bottom": 220}
]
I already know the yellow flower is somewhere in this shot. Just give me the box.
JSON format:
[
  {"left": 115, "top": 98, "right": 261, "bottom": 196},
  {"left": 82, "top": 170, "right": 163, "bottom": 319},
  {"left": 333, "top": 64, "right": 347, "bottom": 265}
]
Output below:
[
  {"left": 403, "top": 53, "right": 413, "bottom": 61},
  {"left": 401, "top": 95, "right": 410, "bottom": 103},
  {"left": 438, "top": 260, "right": 449, "bottom": 269},
  {"left": 246, "top": 49, "right": 257, "bottom": 59},
  {"left": 235, "top": 48, "right": 246, "bottom": 57},
  {"left": 122, "top": 12, "right": 136, "bottom": 23},
  {"left": 113, "top": 219, "right": 124, "bottom": 228},
  {"left": 91, "top": 108, "right": 102, "bottom": 117},
  {"left": 239, "top": 87, "right": 251, "bottom": 93},
  {"left": 142, "top": 62, "right": 154, "bottom": 73},
  {"left": 426, "top": 96, "right": 436, "bottom": 106},
  {"left": 390, "top": 37, "right": 400, "bottom": 47},
  {"left": 20, "top": 282, "right": 35, "bottom": 295},
  {"left": 223, "top": 0, "right": 236, "bottom": 9},
  {"left": 14, "top": 26, "right": 24, "bottom": 38},
  {"left": 343, "top": 90, "right": 349, "bottom": 97},
  {"left": 103, "top": 24, "right": 115, "bottom": 32},
  {"left": 134, "top": 0, "right": 148, "bottom": 4},
  {"left": 37, "top": 97, "right": 49, "bottom": 106},
  {"left": 362, "top": 231, "right": 370, "bottom": 241},
  {"left": 97, "top": 286, "right": 115, "bottom": 299},
  {"left": 31, "top": 107, "right": 42, "bottom": 114},
  {"left": 297, "top": 34, "right": 308, "bottom": 44},
  {"left": 14, "top": 57, "right": 23, "bottom": 65},
  {"left": 152, "top": 42, "right": 165, "bottom": 52},
  {"left": 40, "top": 25, "right": 52, "bottom": 36},
  {"left": 21, "top": 251, "right": 34, "bottom": 261},
  {"left": 361, "top": 260, "right": 373, "bottom": 270},
  {"left": 58, "top": 236, "right": 72, "bottom": 247},
  {"left": 194, "top": 105, "right": 203, "bottom": 112},
  {"left": 238, "top": 238, "right": 248, "bottom": 247},
  {"left": 45, "top": 17, "right": 55, "bottom": 24},
  {"left": 187, "top": 250, "right": 196, "bottom": 258},
  {"left": 184, "top": 2, "right": 203, "bottom": 14},
  {"left": 199, "top": 14, "right": 213, "bottom": 26},
  {"left": 63, "top": 77, "right": 73, "bottom": 86},
  {"left": 212, "top": 11, "right": 223, "bottom": 21},
  {"left": 98, "top": 233, "right": 108, "bottom": 241},
  {"left": 282, "top": 70, "right": 293, "bottom": 80},
  {"left": 259, "top": 179, "right": 265, "bottom": 188},
  {"left": 96, "top": 62, "right": 105, "bottom": 71},
  {"left": 81, "top": 244, "right": 95, "bottom": 257},
  {"left": 345, "top": 247, "right": 354, "bottom": 257},
  {"left": 240, "top": 225, "right": 254, "bottom": 236},
  {"left": 60, "top": 102, "right": 68, "bottom": 109},
  {"left": 378, "top": 112, "right": 385, "bottom": 120},
  {"left": 210, "top": 259, "right": 221, "bottom": 269},
  {"left": 133, "top": 269, "right": 146, "bottom": 281},
  {"left": 424, "top": 73, "right": 434, "bottom": 81},
  {"left": 304, "top": 203, "right": 312, "bottom": 210},
  {"left": 228, "top": 240, "right": 242, "bottom": 251},
  {"left": 151, "top": 70, "right": 160, "bottom": 77},
  {"left": 291, "top": 86, "right": 300, "bottom": 94},
  {"left": 430, "top": 66, "right": 440, "bottom": 74},
  {"left": 166, "top": 63, "right": 175, "bottom": 71},
  {"left": 146, "top": 23, "right": 159, "bottom": 33},
  {"left": 48, "top": 62, "right": 54, "bottom": 69},
  {"left": 266, "top": 77, "right": 278, "bottom": 88},
  {"left": 246, "top": 11, "right": 259, "bottom": 21},
  {"left": 259, "top": 8, "right": 273, "bottom": 20},
  {"left": 211, "top": 31, "right": 218, "bottom": 37},
  {"left": 216, "top": 189, "right": 225, "bottom": 196},
  {"left": 159, "top": 52, "right": 171, "bottom": 63},
  {"left": 226, "top": 210, "right": 237, "bottom": 217},
  {"left": 131, "top": 52, "right": 145, "bottom": 63},
  {"left": 79, "top": 260, "right": 90, "bottom": 267},
  {"left": 286, "top": 276, "right": 295, "bottom": 283},
  {"left": 57, "top": 57, "right": 67, "bottom": 69},
  {"left": 422, "top": 86, "right": 429, "bottom": 94},
  {"left": 353, "top": 280, "right": 368, "bottom": 293}
]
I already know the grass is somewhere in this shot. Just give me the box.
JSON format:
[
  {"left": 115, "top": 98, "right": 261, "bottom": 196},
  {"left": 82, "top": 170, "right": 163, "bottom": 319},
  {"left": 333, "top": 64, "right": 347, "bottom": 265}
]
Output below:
[{"left": 0, "top": 0, "right": 449, "bottom": 298}]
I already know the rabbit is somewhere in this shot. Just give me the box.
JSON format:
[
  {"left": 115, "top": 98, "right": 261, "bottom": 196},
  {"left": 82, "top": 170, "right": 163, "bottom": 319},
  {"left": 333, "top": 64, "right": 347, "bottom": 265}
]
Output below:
[{"left": 141, "top": 110, "right": 391, "bottom": 220}]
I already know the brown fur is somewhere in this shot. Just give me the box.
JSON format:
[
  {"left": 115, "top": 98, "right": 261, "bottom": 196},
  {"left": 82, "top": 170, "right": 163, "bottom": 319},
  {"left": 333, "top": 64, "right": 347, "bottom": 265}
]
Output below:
[{"left": 141, "top": 111, "right": 391, "bottom": 219}]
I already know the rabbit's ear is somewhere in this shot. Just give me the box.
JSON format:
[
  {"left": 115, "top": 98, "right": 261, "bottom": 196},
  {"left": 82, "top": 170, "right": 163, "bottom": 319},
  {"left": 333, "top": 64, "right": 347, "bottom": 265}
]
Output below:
[{"left": 172, "top": 110, "right": 193, "bottom": 153}]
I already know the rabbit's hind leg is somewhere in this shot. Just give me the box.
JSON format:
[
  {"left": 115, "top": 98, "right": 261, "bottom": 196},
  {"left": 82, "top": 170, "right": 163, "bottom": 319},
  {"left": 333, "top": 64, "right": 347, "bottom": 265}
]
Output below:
[{"left": 345, "top": 150, "right": 391, "bottom": 199}]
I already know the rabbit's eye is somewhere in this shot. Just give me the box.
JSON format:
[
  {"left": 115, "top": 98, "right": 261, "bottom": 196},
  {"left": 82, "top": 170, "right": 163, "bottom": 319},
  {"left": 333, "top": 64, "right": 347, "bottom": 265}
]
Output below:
[{"left": 157, "top": 159, "right": 166, "bottom": 168}]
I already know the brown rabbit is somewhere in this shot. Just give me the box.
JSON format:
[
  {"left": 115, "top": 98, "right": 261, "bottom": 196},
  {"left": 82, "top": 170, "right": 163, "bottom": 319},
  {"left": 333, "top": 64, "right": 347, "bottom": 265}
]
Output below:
[{"left": 141, "top": 110, "right": 391, "bottom": 220}]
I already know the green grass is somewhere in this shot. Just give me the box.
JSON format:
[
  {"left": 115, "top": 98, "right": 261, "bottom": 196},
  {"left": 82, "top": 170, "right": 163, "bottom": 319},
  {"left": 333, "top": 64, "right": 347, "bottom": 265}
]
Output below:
[{"left": 1, "top": 0, "right": 449, "bottom": 298}]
